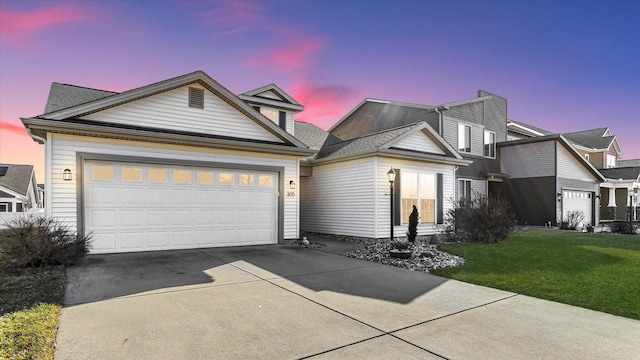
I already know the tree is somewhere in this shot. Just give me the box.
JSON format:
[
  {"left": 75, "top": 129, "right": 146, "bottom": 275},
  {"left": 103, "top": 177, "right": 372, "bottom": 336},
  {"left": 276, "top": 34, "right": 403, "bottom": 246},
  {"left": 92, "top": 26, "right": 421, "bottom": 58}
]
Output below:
[{"left": 406, "top": 205, "right": 419, "bottom": 243}]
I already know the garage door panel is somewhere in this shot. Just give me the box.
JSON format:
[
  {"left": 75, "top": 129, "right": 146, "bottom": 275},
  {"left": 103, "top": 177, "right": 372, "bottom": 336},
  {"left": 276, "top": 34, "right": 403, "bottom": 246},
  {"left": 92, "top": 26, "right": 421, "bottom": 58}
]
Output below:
[
  {"left": 563, "top": 190, "right": 593, "bottom": 225},
  {"left": 84, "top": 161, "right": 278, "bottom": 253}
]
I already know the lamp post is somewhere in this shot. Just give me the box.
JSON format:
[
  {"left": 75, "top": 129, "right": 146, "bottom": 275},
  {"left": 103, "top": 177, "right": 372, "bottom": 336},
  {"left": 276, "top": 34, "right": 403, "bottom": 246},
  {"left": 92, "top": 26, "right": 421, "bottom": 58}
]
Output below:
[{"left": 387, "top": 167, "right": 396, "bottom": 241}]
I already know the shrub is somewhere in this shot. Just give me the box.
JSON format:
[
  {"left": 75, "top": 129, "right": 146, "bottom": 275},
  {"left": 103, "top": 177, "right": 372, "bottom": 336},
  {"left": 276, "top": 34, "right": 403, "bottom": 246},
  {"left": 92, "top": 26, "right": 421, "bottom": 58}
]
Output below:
[
  {"left": 565, "top": 210, "right": 585, "bottom": 230},
  {"left": 0, "top": 214, "right": 92, "bottom": 269},
  {"left": 406, "top": 205, "right": 419, "bottom": 243},
  {"left": 390, "top": 240, "right": 411, "bottom": 251},
  {"left": 444, "top": 193, "right": 517, "bottom": 243}
]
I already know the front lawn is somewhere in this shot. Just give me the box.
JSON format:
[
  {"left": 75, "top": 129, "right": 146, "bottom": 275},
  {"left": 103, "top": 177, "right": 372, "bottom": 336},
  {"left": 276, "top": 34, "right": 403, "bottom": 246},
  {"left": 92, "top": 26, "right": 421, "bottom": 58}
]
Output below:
[
  {"left": 432, "top": 229, "right": 640, "bottom": 320},
  {"left": 0, "top": 266, "right": 66, "bottom": 360}
]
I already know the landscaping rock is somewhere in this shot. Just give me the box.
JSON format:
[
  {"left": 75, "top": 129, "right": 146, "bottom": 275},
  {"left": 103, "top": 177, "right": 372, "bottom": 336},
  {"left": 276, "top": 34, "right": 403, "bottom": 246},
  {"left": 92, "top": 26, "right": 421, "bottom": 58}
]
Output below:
[{"left": 342, "top": 241, "right": 465, "bottom": 273}]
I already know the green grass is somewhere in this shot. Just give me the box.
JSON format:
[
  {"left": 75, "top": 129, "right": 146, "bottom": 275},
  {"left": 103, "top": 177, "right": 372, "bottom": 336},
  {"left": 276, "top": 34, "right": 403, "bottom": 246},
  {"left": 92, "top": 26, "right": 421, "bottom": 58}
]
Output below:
[
  {"left": 0, "top": 267, "right": 66, "bottom": 360},
  {"left": 432, "top": 229, "right": 640, "bottom": 320}
]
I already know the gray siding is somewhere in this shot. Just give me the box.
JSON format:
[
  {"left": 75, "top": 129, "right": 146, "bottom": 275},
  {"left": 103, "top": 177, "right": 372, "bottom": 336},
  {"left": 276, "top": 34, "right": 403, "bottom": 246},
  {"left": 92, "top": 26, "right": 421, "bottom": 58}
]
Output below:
[
  {"left": 501, "top": 176, "right": 557, "bottom": 226},
  {"left": 446, "top": 101, "right": 484, "bottom": 125},
  {"left": 500, "top": 141, "right": 556, "bottom": 178}
]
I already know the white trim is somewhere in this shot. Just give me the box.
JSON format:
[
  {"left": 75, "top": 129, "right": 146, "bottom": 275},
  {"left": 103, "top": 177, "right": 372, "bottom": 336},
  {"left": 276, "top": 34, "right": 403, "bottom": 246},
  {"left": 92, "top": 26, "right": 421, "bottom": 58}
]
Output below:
[{"left": 484, "top": 130, "right": 496, "bottom": 159}]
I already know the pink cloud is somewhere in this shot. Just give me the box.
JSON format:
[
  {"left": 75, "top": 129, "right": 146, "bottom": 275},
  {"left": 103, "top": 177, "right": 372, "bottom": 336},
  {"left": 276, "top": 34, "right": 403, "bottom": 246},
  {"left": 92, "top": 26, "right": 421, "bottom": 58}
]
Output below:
[
  {"left": 246, "top": 36, "right": 327, "bottom": 72},
  {"left": 0, "top": 120, "right": 28, "bottom": 137},
  {"left": 292, "top": 82, "right": 360, "bottom": 130},
  {"left": 0, "top": 4, "right": 92, "bottom": 46}
]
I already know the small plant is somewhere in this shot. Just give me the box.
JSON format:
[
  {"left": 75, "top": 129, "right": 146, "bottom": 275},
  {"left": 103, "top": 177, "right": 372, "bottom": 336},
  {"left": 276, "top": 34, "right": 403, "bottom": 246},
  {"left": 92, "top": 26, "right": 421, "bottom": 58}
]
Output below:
[
  {"left": 0, "top": 214, "right": 92, "bottom": 269},
  {"left": 565, "top": 210, "right": 585, "bottom": 230},
  {"left": 443, "top": 192, "right": 517, "bottom": 243},
  {"left": 406, "top": 205, "right": 419, "bottom": 243},
  {"left": 390, "top": 240, "right": 411, "bottom": 251}
]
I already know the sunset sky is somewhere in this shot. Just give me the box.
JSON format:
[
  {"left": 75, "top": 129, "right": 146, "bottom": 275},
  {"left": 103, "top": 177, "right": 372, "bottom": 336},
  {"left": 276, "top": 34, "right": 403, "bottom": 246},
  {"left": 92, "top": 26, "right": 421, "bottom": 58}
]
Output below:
[{"left": 1, "top": 0, "right": 638, "bottom": 183}]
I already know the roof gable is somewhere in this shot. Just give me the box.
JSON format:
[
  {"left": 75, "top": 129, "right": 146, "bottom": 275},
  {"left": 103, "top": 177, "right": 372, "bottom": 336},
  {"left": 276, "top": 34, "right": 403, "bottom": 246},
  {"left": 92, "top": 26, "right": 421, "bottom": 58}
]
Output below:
[
  {"left": 238, "top": 84, "right": 303, "bottom": 112},
  {"left": 563, "top": 128, "right": 614, "bottom": 150},
  {"left": 44, "top": 83, "right": 116, "bottom": 114},
  {"left": 25, "top": 71, "right": 309, "bottom": 150},
  {"left": 80, "top": 84, "right": 283, "bottom": 143}
]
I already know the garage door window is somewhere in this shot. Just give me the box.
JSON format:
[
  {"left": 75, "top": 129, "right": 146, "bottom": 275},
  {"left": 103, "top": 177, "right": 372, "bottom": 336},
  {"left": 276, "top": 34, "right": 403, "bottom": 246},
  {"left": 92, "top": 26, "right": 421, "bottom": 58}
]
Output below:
[
  {"left": 122, "top": 167, "right": 142, "bottom": 181},
  {"left": 174, "top": 170, "right": 191, "bottom": 184},
  {"left": 219, "top": 173, "right": 234, "bottom": 185},
  {"left": 92, "top": 165, "right": 114, "bottom": 181},
  {"left": 240, "top": 174, "right": 254, "bottom": 186},
  {"left": 149, "top": 169, "right": 168, "bottom": 183},
  {"left": 259, "top": 175, "right": 273, "bottom": 187},
  {"left": 197, "top": 171, "right": 214, "bottom": 184}
]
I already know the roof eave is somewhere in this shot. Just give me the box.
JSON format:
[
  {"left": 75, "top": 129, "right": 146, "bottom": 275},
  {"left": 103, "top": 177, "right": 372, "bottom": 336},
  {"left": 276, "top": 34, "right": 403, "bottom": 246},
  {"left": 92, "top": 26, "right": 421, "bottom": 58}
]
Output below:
[
  {"left": 238, "top": 94, "right": 304, "bottom": 111},
  {"left": 22, "top": 117, "right": 316, "bottom": 157}
]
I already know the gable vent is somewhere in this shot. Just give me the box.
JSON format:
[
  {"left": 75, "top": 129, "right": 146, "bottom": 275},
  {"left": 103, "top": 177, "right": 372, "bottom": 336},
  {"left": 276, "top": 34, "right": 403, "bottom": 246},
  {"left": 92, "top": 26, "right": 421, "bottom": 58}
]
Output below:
[{"left": 189, "top": 87, "right": 204, "bottom": 108}]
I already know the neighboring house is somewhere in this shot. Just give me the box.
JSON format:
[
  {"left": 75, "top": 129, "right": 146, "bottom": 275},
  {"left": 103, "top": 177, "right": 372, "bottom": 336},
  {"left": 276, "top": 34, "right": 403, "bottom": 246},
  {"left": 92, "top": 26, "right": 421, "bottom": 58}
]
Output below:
[
  {"left": 0, "top": 164, "right": 42, "bottom": 213},
  {"left": 295, "top": 120, "right": 471, "bottom": 238},
  {"left": 22, "top": 71, "right": 314, "bottom": 254},
  {"left": 497, "top": 136, "right": 605, "bottom": 226},
  {"left": 507, "top": 121, "right": 639, "bottom": 223}
]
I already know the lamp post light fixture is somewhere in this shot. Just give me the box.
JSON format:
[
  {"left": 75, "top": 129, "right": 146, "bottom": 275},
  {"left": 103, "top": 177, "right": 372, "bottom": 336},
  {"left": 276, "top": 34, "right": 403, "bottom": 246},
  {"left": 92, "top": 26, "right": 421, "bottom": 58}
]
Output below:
[{"left": 387, "top": 167, "right": 397, "bottom": 241}]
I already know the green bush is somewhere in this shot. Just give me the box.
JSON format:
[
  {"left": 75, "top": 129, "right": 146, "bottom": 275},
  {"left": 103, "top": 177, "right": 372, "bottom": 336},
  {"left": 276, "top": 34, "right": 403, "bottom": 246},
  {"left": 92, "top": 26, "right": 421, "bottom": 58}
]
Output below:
[
  {"left": 565, "top": 210, "right": 585, "bottom": 230},
  {"left": 0, "top": 214, "right": 92, "bottom": 269},
  {"left": 444, "top": 193, "right": 517, "bottom": 243}
]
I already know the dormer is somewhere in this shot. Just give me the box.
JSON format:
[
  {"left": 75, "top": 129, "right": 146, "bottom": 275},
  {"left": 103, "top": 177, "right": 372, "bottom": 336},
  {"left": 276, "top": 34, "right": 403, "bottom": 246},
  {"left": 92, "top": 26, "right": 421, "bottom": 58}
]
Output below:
[{"left": 239, "top": 84, "right": 304, "bottom": 136}]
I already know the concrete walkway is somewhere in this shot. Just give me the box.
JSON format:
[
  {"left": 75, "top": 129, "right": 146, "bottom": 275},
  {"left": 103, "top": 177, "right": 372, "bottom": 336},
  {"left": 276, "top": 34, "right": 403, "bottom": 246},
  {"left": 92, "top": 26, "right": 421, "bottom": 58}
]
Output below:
[{"left": 57, "top": 244, "right": 640, "bottom": 359}]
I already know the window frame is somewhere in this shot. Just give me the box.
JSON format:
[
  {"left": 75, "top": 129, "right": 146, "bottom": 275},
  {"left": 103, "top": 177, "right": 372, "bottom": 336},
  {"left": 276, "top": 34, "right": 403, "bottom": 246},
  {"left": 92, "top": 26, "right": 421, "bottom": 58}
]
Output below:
[
  {"left": 606, "top": 154, "right": 616, "bottom": 168},
  {"left": 458, "top": 123, "right": 471, "bottom": 153},
  {"left": 484, "top": 130, "right": 496, "bottom": 158},
  {"left": 400, "top": 171, "right": 437, "bottom": 224}
]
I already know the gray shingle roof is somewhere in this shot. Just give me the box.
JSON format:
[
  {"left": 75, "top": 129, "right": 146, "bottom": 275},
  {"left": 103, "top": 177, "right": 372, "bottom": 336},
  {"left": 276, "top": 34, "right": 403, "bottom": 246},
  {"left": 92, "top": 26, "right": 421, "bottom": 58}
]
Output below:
[
  {"left": 294, "top": 122, "right": 340, "bottom": 151},
  {"left": 44, "top": 82, "right": 117, "bottom": 114},
  {"left": 562, "top": 128, "right": 614, "bottom": 150},
  {"left": 507, "top": 119, "right": 554, "bottom": 136},
  {"left": 316, "top": 124, "right": 417, "bottom": 160},
  {"left": 331, "top": 100, "right": 433, "bottom": 140},
  {"left": 0, "top": 164, "right": 34, "bottom": 196},
  {"left": 598, "top": 167, "right": 640, "bottom": 181}
]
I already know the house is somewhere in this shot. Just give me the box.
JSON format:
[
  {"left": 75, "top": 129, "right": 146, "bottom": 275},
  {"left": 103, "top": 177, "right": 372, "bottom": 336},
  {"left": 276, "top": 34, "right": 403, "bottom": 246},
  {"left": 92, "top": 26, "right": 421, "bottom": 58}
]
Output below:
[
  {"left": 507, "top": 121, "right": 639, "bottom": 223},
  {"left": 22, "top": 71, "right": 315, "bottom": 254},
  {"left": 296, "top": 120, "right": 471, "bottom": 238},
  {"left": 0, "top": 164, "right": 42, "bottom": 213}
]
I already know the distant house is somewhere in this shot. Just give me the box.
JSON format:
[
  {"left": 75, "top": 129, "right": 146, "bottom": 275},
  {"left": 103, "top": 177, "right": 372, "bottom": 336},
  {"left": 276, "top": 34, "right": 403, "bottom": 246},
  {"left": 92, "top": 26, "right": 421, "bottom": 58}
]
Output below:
[{"left": 0, "top": 164, "right": 42, "bottom": 213}]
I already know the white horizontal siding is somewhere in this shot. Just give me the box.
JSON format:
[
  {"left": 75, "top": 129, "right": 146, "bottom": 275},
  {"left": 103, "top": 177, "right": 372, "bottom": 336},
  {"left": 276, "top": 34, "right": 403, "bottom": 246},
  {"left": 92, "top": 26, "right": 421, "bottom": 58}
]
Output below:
[
  {"left": 300, "top": 158, "right": 376, "bottom": 237},
  {"left": 81, "top": 84, "right": 281, "bottom": 143},
  {"left": 391, "top": 132, "right": 445, "bottom": 155},
  {"left": 500, "top": 141, "right": 555, "bottom": 178},
  {"left": 557, "top": 143, "right": 596, "bottom": 182},
  {"left": 49, "top": 134, "right": 299, "bottom": 239}
]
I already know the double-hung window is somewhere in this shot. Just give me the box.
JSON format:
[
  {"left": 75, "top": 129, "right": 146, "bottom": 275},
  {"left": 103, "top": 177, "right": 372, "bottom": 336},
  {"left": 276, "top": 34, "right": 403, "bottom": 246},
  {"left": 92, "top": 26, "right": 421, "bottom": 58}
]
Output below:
[
  {"left": 484, "top": 130, "right": 496, "bottom": 158},
  {"left": 459, "top": 179, "right": 472, "bottom": 201},
  {"left": 458, "top": 124, "right": 471, "bottom": 153},
  {"left": 606, "top": 154, "right": 616, "bottom": 168},
  {"left": 401, "top": 172, "right": 436, "bottom": 224}
]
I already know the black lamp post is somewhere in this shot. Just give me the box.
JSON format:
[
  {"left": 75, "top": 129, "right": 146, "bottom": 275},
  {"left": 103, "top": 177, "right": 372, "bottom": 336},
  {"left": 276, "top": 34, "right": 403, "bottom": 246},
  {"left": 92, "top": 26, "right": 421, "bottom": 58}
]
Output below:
[{"left": 387, "top": 167, "right": 396, "bottom": 241}]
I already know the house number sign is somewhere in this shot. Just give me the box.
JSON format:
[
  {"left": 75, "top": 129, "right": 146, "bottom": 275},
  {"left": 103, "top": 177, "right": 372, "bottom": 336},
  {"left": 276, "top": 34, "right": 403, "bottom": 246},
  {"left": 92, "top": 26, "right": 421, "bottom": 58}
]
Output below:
[{"left": 286, "top": 191, "right": 296, "bottom": 197}]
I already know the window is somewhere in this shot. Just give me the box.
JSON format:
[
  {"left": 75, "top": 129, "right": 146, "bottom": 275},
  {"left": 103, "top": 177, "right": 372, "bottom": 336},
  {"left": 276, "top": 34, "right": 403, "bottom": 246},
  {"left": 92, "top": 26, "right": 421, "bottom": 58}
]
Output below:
[
  {"left": 606, "top": 154, "right": 616, "bottom": 168},
  {"left": 189, "top": 87, "right": 204, "bottom": 108},
  {"left": 219, "top": 173, "right": 234, "bottom": 185},
  {"left": 252, "top": 106, "right": 261, "bottom": 112},
  {"left": 401, "top": 172, "right": 436, "bottom": 224},
  {"left": 197, "top": 171, "right": 214, "bottom": 185},
  {"left": 240, "top": 174, "right": 254, "bottom": 186},
  {"left": 259, "top": 175, "right": 273, "bottom": 187},
  {"left": 92, "top": 165, "right": 114, "bottom": 180},
  {"left": 585, "top": 154, "right": 590, "bottom": 161},
  {"left": 0, "top": 203, "right": 7, "bottom": 212},
  {"left": 121, "top": 167, "right": 142, "bottom": 181},
  {"left": 174, "top": 170, "right": 191, "bottom": 184},
  {"left": 458, "top": 124, "right": 471, "bottom": 153},
  {"left": 149, "top": 169, "right": 168, "bottom": 182},
  {"left": 484, "top": 131, "right": 496, "bottom": 158},
  {"left": 278, "top": 111, "right": 287, "bottom": 129},
  {"left": 459, "top": 179, "right": 472, "bottom": 201}
]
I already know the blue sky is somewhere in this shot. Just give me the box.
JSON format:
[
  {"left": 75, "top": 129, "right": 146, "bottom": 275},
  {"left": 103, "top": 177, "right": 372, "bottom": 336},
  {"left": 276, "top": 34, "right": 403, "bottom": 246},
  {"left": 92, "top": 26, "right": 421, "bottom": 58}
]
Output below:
[{"left": 1, "top": 0, "right": 638, "bottom": 182}]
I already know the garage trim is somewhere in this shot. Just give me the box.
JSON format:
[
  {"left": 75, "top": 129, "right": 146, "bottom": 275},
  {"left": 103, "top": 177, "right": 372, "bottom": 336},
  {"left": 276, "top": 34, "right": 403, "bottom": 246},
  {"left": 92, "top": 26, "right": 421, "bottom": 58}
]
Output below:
[
  {"left": 76, "top": 152, "right": 285, "bottom": 245},
  {"left": 559, "top": 187, "right": 595, "bottom": 226}
]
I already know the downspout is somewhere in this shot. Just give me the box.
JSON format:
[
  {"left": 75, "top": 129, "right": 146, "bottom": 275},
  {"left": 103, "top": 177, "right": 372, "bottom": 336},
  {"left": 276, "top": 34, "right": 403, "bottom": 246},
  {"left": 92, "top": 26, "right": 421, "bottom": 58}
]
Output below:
[
  {"left": 433, "top": 106, "right": 447, "bottom": 136},
  {"left": 27, "top": 128, "right": 46, "bottom": 144},
  {"left": 27, "top": 128, "right": 48, "bottom": 214}
]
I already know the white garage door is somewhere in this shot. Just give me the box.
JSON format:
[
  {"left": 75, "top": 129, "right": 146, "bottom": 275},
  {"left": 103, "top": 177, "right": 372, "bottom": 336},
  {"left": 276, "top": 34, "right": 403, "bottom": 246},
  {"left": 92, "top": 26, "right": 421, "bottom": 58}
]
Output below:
[
  {"left": 563, "top": 190, "right": 592, "bottom": 226},
  {"left": 84, "top": 161, "right": 278, "bottom": 253}
]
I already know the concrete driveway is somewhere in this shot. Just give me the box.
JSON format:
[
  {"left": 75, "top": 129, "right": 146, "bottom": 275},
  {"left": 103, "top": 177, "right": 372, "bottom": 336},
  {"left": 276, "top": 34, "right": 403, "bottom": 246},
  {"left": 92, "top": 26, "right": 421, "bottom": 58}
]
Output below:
[{"left": 57, "top": 241, "right": 640, "bottom": 359}]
